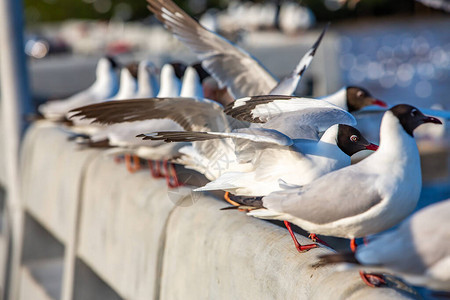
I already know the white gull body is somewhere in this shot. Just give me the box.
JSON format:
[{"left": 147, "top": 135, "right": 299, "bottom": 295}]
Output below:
[{"left": 249, "top": 108, "right": 428, "bottom": 239}]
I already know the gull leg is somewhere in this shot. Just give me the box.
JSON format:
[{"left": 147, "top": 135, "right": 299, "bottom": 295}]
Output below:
[
  {"left": 168, "top": 162, "right": 182, "bottom": 188},
  {"left": 133, "top": 155, "right": 141, "bottom": 171},
  {"left": 156, "top": 161, "right": 164, "bottom": 178},
  {"left": 359, "top": 271, "right": 386, "bottom": 287},
  {"left": 351, "top": 238, "right": 386, "bottom": 287},
  {"left": 308, "top": 233, "right": 332, "bottom": 248},
  {"left": 284, "top": 221, "right": 318, "bottom": 253},
  {"left": 125, "top": 154, "right": 136, "bottom": 173},
  {"left": 163, "top": 160, "right": 182, "bottom": 188},
  {"left": 148, "top": 160, "right": 164, "bottom": 178},
  {"left": 114, "top": 156, "right": 123, "bottom": 164},
  {"left": 350, "top": 238, "right": 358, "bottom": 253},
  {"left": 224, "top": 192, "right": 241, "bottom": 206}
]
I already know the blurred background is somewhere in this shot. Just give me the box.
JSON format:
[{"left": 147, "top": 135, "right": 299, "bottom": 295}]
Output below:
[
  {"left": 24, "top": 0, "right": 449, "bottom": 107},
  {"left": 0, "top": 1, "right": 448, "bottom": 299}
]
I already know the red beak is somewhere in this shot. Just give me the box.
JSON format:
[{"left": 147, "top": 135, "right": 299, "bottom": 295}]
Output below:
[
  {"left": 423, "top": 116, "right": 442, "bottom": 125},
  {"left": 365, "top": 143, "right": 379, "bottom": 151},
  {"left": 372, "top": 99, "right": 388, "bottom": 108}
]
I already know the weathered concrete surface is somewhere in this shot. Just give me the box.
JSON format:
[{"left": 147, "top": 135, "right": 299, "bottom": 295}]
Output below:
[
  {"left": 19, "top": 258, "right": 63, "bottom": 300},
  {"left": 160, "top": 197, "right": 415, "bottom": 300},
  {"left": 20, "top": 121, "right": 99, "bottom": 243},
  {"left": 76, "top": 155, "right": 182, "bottom": 300}
]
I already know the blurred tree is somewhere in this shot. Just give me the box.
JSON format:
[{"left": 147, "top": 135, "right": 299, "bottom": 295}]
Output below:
[{"left": 22, "top": 0, "right": 424, "bottom": 25}]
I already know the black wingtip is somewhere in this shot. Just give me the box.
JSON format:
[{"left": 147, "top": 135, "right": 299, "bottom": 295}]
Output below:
[{"left": 310, "top": 23, "right": 330, "bottom": 56}]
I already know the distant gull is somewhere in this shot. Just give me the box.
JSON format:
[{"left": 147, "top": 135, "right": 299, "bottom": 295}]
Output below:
[{"left": 39, "top": 56, "right": 119, "bottom": 121}]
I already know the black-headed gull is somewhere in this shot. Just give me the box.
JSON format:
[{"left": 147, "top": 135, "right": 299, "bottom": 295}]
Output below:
[
  {"left": 144, "top": 124, "right": 378, "bottom": 197},
  {"left": 318, "top": 199, "right": 450, "bottom": 292},
  {"left": 243, "top": 105, "right": 441, "bottom": 250},
  {"left": 135, "top": 60, "right": 159, "bottom": 98},
  {"left": 157, "top": 63, "right": 182, "bottom": 97},
  {"left": 39, "top": 56, "right": 119, "bottom": 121},
  {"left": 146, "top": 0, "right": 326, "bottom": 99}
]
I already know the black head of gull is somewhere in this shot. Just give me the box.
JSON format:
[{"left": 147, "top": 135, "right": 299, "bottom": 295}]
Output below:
[
  {"left": 336, "top": 124, "right": 378, "bottom": 156},
  {"left": 390, "top": 104, "right": 442, "bottom": 137},
  {"left": 346, "top": 86, "right": 387, "bottom": 112},
  {"left": 170, "top": 61, "right": 187, "bottom": 79},
  {"left": 192, "top": 62, "right": 211, "bottom": 83},
  {"left": 125, "top": 62, "right": 139, "bottom": 80}
]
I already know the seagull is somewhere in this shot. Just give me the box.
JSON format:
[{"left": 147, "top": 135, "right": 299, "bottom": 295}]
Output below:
[
  {"left": 75, "top": 64, "right": 192, "bottom": 178},
  {"left": 135, "top": 60, "right": 159, "bottom": 98},
  {"left": 242, "top": 104, "right": 441, "bottom": 250},
  {"left": 38, "top": 56, "right": 119, "bottom": 121},
  {"left": 67, "top": 65, "right": 139, "bottom": 136},
  {"left": 318, "top": 198, "right": 450, "bottom": 292},
  {"left": 109, "top": 66, "right": 138, "bottom": 100},
  {"left": 69, "top": 94, "right": 362, "bottom": 182},
  {"left": 146, "top": 0, "right": 327, "bottom": 99},
  {"left": 156, "top": 63, "right": 182, "bottom": 97},
  {"left": 69, "top": 65, "right": 225, "bottom": 185},
  {"left": 145, "top": 124, "right": 378, "bottom": 197}
]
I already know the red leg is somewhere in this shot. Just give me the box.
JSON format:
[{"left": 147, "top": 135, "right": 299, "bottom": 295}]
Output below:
[
  {"left": 163, "top": 161, "right": 183, "bottom": 188},
  {"left": 133, "top": 155, "right": 141, "bottom": 171},
  {"left": 125, "top": 154, "right": 135, "bottom": 173},
  {"left": 350, "top": 238, "right": 358, "bottom": 252},
  {"left": 359, "top": 271, "right": 386, "bottom": 287},
  {"left": 284, "top": 221, "right": 318, "bottom": 253},
  {"left": 308, "top": 233, "right": 332, "bottom": 248},
  {"left": 351, "top": 238, "right": 386, "bottom": 287},
  {"left": 148, "top": 160, "right": 165, "bottom": 178}
]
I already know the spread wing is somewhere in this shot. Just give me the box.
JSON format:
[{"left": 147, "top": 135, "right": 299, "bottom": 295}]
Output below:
[
  {"left": 225, "top": 95, "right": 356, "bottom": 133},
  {"left": 147, "top": 0, "right": 277, "bottom": 99},
  {"left": 68, "top": 97, "right": 227, "bottom": 132},
  {"left": 139, "top": 128, "right": 293, "bottom": 147},
  {"left": 269, "top": 24, "right": 329, "bottom": 95}
]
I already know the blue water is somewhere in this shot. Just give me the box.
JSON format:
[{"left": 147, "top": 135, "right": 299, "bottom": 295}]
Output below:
[{"left": 338, "top": 17, "right": 450, "bottom": 109}]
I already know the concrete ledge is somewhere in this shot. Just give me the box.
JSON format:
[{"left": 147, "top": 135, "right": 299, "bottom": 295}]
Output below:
[
  {"left": 77, "top": 154, "right": 179, "bottom": 299},
  {"left": 19, "top": 258, "right": 63, "bottom": 300},
  {"left": 19, "top": 124, "right": 417, "bottom": 299},
  {"left": 160, "top": 197, "right": 413, "bottom": 299},
  {"left": 21, "top": 122, "right": 99, "bottom": 243}
]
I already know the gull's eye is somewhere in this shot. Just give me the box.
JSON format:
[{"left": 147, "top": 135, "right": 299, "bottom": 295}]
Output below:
[
  {"left": 356, "top": 91, "right": 364, "bottom": 97},
  {"left": 350, "top": 135, "right": 359, "bottom": 142},
  {"left": 410, "top": 109, "right": 418, "bottom": 117}
]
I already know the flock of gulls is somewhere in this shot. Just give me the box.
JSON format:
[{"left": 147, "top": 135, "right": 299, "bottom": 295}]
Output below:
[{"left": 35, "top": 0, "right": 450, "bottom": 294}]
